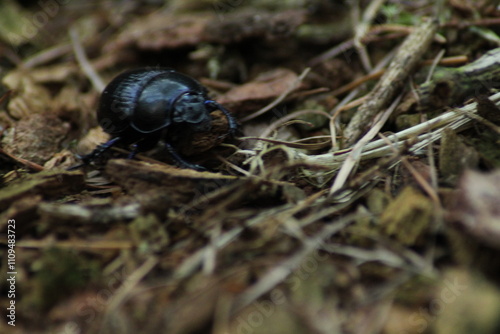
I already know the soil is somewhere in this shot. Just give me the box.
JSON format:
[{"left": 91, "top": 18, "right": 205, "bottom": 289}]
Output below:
[{"left": 1, "top": 1, "right": 500, "bottom": 333}]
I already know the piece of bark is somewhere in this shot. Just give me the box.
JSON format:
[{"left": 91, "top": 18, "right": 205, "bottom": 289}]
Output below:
[
  {"left": 419, "top": 47, "right": 500, "bottom": 111},
  {"left": 105, "top": 159, "right": 238, "bottom": 205},
  {"left": 0, "top": 170, "right": 85, "bottom": 213},
  {"left": 343, "top": 19, "right": 438, "bottom": 146}
]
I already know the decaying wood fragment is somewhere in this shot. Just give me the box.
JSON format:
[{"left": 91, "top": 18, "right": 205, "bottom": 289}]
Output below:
[
  {"left": 419, "top": 47, "right": 500, "bottom": 110},
  {"left": 0, "top": 170, "right": 85, "bottom": 212},
  {"left": 344, "top": 19, "right": 438, "bottom": 146},
  {"left": 105, "top": 159, "right": 238, "bottom": 205}
]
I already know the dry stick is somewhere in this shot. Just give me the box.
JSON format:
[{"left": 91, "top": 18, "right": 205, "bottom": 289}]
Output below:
[
  {"left": 69, "top": 27, "right": 105, "bottom": 92},
  {"left": 343, "top": 19, "right": 438, "bottom": 147},
  {"left": 330, "top": 48, "right": 396, "bottom": 149},
  {"left": 331, "top": 69, "right": 385, "bottom": 97},
  {"left": 353, "top": 0, "right": 386, "bottom": 72},
  {"left": 259, "top": 109, "right": 331, "bottom": 138},
  {"left": 23, "top": 44, "right": 73, "bottom": 68},
  {"left": 0, "top": 147, "right": 45, "bottom": 171},
  {"left": 421, "top": 55, "right": 468, "bottom": 67},
  {"left": 328, "top": 55, "right": 464, "bottom": 99}
]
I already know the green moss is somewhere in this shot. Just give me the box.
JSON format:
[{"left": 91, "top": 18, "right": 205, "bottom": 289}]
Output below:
[{"left": 29, "top": 248, "right": 100, "bottom": 310}]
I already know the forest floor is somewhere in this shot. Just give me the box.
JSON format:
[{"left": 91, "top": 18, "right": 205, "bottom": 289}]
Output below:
[{"left": 1, "top": 1, "right": 500, "bottom": 333}]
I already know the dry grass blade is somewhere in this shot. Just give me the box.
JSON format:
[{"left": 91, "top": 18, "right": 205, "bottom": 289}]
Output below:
[
  {"left": 241, "top": 136, "right": 331, "bottom": 150},
  {"left": 104, "top": 257, "right": 158, "bottom": 319},
  {"left": 284, "top": 91, "right": 500, "bottom": 190},
  {"left": 233, "top": 213, "right": 361, "bottom": 312},
  {"left": 329, "top": 94, "right": 402, "bottom": 195},
  {"left": 6, "top": 3, "right": 500, "bottom": 333}
]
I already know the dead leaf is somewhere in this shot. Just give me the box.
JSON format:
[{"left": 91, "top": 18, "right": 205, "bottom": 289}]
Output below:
[{"left": 217, "top": 68, "right": 300, "bottom": 112}]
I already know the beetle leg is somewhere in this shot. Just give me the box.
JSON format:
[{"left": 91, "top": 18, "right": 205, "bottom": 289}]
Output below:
[
  {"left": 205, "top": 101, "right": 239, "bottom": 135},
  {"left": 67, "top": 137, "right": 122, "bottom": 170},
  {"left": 165, "top": 142, "right": 206, "bottom": 171},
  {"left": 127, "top": 143, "right": 139, "bottom": 159}
]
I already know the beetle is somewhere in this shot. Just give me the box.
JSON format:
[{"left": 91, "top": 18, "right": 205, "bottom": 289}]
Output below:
[{"left": 72, "top": 68, "right": 238, "bottom": 171}]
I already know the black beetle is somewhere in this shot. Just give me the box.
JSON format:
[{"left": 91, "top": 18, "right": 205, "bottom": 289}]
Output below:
[{"left": 73, "top": 68, "right": 238, "bottom": 171}]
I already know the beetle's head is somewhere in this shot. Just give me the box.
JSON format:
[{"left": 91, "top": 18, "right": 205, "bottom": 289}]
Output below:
[{"left": 173, "top": 92, "right": 212, "bottom": 131}]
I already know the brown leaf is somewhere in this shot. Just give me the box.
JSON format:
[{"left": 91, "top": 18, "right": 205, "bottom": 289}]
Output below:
[{"left": 217, "top": 68, "right": 300, "bottom": 112}]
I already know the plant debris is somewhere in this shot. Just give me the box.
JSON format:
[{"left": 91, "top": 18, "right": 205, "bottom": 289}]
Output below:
[{"left": 1, "top": 1, "right": 500, "bottom": 334}]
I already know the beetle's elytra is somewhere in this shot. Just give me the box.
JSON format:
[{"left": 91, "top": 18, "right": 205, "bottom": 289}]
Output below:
[{"left": 72, "top": 68, "right": 238, "bottom": 171}]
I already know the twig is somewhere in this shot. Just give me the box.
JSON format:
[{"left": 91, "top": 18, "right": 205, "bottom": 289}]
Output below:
[
  {"left": 0, "top": 147, "right": 44, "bottom": 171},
  {"left": 259, "top": 109, "right": 331, "bottom": 138},
  {"left": 343, "top": 18, "right": 438, "bottom": 146},
  {"left": 442, "top": 17, "right": 500, "bottom": 28},
  {"left": 330, "top": 48, "right": 396, "bottom": 149},
  {"left": 421, "top": 55, "right": 468, "bottom": 66},
  {"left": 69, "top": 27, "right": 105, "bottom": 92},
  {"left": 330, "top": 69, "right": 385, "bottom": 97},
  {"left": 23, "top": 44, "right": 73, "bottom": 68},
  {"left": 352, "top": 0, "right": 386, "bottom": 72},
  {"left": 425, "top": 49, "right": 445, "bottom": 82}
]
